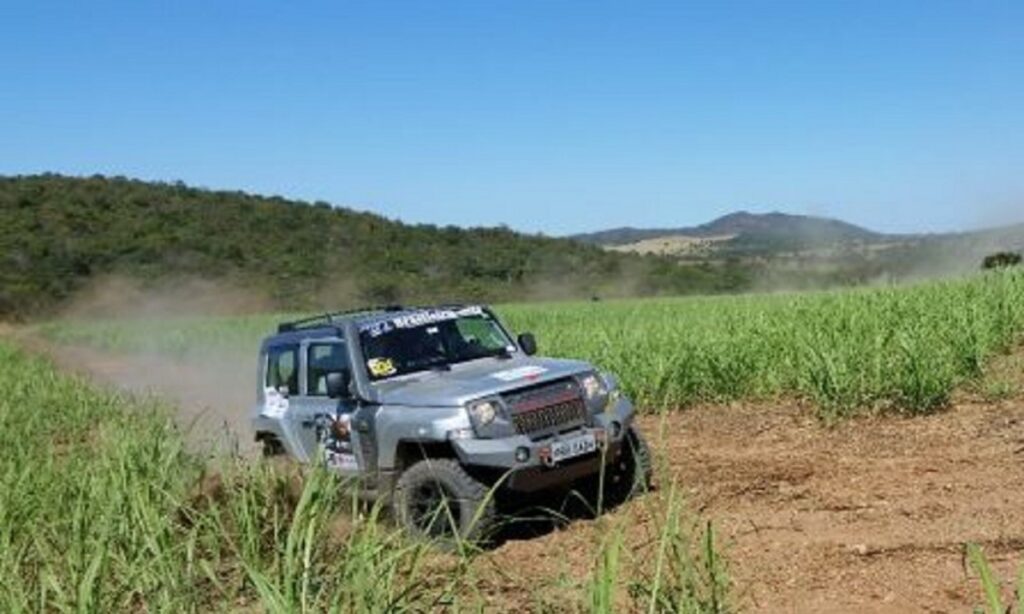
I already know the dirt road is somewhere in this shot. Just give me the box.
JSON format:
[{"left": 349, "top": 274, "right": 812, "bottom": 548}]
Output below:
[
  {"left": 537, "top": 404, "right": 1024, "bottom": 612},
  {"left": 27, "top": 338, "right": 1024, "bottom": 611}
]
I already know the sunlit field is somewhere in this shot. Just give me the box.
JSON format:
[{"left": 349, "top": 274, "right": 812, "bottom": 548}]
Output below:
[
  {"left": 0, "top": 341, "right": 726, "bottom": 611},
  {"left": 16, "top": 271, "right": 1024, "bottom": 610},
  {"left": 42, "top": 270, "right": 1024, "bottom": 418}
]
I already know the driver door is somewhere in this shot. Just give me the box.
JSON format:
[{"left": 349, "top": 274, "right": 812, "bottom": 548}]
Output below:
[{"left": 286, "top": 338, "right": 360, "bottom": 473}]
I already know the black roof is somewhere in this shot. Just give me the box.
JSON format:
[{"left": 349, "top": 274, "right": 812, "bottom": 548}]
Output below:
[
  {"left": 276, "top": 304, "right": 404, "bottom": 334},
  {"left": 275, "top": 303, "right": 479, "bottom": 334}
]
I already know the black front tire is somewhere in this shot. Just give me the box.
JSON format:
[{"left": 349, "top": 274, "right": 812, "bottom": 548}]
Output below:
[
  {"left": 601, "top": 427, "right": 653, "bottom": 508},
  {"left": 393, "top": 459, "right": 495, "bottom": 545}
]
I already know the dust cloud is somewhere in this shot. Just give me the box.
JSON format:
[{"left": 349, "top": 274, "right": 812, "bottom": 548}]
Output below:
[
  {"left": 520, "top": 277, "right": 588, "bottom": 303},
  {"left": 51, "top": 275, "right": 275, "bottom": 457},
  {"left": 60, "top": 275, "right": 274, "bottom": 320},
  {"left": 50, "top": 343, "right": 259, "bottom": 457}
]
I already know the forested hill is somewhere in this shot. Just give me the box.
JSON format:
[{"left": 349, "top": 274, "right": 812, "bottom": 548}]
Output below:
[{"left": 0, "top": 174, "right": 747, "bottom": 317}]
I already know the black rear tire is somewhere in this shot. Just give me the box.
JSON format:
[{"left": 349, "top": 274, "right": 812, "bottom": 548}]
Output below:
[
  {"left": 259, "top": 434, "right": 285, "bottom": 457},
  {"left": 393, "top": 458, "right": 495, "bottom": 545},
  {"left": 601, "top": 427, "right": 653, "bottom": 508}
]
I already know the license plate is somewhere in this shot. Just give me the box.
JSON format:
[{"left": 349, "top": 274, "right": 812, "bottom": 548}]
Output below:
[{"left": 550, "top": 432, "right": 597, "bottom": 463}]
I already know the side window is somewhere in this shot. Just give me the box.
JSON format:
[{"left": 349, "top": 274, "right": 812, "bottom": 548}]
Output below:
[
  {"left": 266, "top": 345, "right": 299, "bottom": 396},
  {"left": 307, "top": 343, "right": 349, "bottom": 397}
]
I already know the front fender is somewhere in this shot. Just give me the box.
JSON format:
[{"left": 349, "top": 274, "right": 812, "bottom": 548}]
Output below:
[
  {"left": 593, "top": 393, "right": 636, "bottom": 433},
  {"left": 374, "top": 405, "right": 470, "bottom": 469}
]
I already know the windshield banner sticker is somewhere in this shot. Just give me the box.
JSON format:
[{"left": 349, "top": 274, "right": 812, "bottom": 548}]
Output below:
[
  {"left": 360, "top": 305, "right": 485, "bottom": 337},
  {"left": 367, "top": 357, "right": 397, "bottom": 377},
  {"left": 491, "top": 365, "right": 548, "bottom": 382}
]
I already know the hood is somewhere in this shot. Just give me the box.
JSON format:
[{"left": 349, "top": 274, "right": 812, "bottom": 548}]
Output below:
[{"left": 370, "top": 355, "right": 592, "bottom": 407}]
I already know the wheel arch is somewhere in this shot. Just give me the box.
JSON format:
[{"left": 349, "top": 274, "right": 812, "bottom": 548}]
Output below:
[{"left": 392, "top": 439, "right": 458, "bottom": 473}]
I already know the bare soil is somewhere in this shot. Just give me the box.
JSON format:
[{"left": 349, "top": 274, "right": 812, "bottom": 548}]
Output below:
[
  {"left": 18, "top": 336, "right": 1024, "bottom": 611},
  {"left": 597, "top": 405, "right": 1022, "bottom": 612}
]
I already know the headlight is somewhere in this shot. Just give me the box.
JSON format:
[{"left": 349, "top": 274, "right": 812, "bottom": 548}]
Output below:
[
  {"left": 580, "top": 373, "right": 609, "bottom": 406},
  {"left": 468, "top": 399, "right": 498, "bottom": 426}
]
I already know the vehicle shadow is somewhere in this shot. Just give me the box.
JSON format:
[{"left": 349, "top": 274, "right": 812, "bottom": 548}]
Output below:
[{"left": 487, "top": 483, "right": 644, "bottom": 546}]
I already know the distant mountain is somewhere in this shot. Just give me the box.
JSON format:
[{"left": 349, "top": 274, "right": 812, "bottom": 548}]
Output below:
[
  {"left": 573, "top": 211, "right": 883, "bottom": 247},
  {"left": 572, "top": 210, "right": 1024, "bottom": 282}
]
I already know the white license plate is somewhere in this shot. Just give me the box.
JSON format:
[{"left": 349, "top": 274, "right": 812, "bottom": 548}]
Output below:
[{"left": 550, "top": 432, "right": 597, "bottom": 463}]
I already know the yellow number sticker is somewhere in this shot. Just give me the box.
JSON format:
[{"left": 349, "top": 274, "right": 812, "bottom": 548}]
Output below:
[{"left": 367, "top": 357, "right": 397, "bottom": 377}]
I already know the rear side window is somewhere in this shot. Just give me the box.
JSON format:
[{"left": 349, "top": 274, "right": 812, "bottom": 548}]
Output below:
[
  {"left": 266, "top": 345, "right": 299, "bottom": 396},
  {"left": 307, "top": 343, "right": 348, "bottom": 396}
]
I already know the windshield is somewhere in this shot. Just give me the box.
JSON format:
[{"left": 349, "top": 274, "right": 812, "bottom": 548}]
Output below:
[{"left": 359, "top": 309, "right": 515, "bottom": 380}]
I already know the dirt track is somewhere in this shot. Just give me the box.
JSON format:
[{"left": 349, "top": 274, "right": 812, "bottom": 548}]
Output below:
[
  {"left": 637, "top": 404, "right": 1022, "bottom": 611},
  {"left": 29, "top": 339, "right": 1024, "bottom": 611}
]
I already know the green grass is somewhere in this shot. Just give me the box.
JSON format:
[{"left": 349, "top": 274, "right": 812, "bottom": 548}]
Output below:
[
  {"left": 41, "top": 270, "right": 1024, "bottom": 418},
  {"left": 0, "top": 340, "right": 451, "bottom": 612},
  {"left": 966, "top": 543, "right": 1024, "bottom": 614},
  {"left": 19, "top": 273, "right": 1024, "bottom": 608},
  {"left": 0, "top": 340, "right": 727, "bottom": 612}
]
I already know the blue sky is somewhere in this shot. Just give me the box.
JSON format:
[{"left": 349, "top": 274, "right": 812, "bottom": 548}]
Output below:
[{"left": 2, "top": 1, "right": 1023, "bottom": 235}]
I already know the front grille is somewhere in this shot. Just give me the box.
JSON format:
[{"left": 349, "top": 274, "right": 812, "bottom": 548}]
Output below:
[
  {"left": 511, "top": 398, "right": 587, "bottom": 435},
  {"left": 503, "top": 378, "right": 587, "bottom": 437}
]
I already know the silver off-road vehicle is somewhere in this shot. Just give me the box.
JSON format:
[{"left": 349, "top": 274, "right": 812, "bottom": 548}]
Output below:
[{"left": 252, "top": 304, "right": 650, "bottom": 541}]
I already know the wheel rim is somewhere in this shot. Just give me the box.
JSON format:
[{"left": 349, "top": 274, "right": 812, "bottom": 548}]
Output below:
[{"left": 408, "top": 481, "right": 460, "bottom": 538}]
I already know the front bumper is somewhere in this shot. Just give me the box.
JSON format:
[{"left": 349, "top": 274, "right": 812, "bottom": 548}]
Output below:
[{"left": 450, "top": 395, "right": 635, "bottom": 491}]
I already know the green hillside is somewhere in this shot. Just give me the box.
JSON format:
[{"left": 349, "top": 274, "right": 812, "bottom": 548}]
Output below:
[{"left": 0, "top": 174, "right": 748, "bottom": 317}]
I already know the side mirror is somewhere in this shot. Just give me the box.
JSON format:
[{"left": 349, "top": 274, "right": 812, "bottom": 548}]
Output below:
[
  {"left": 517, "top": 332, "right": 538, "bottom": 356},
  {"left": 325, "top": 370, "right": 352, "bottom": 399}
]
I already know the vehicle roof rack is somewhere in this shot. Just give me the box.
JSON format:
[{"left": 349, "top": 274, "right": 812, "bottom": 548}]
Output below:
[
  {"left": 275, "top": 303, "right": 485, "bottom": 334},
  {"left": 276, "top": 304, "right": 405, "bottom": 333}
]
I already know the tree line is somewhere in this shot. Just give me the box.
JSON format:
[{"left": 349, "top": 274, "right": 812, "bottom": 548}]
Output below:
[{"left": 0, "top": 174, "right": 749, "bottom": 317}]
